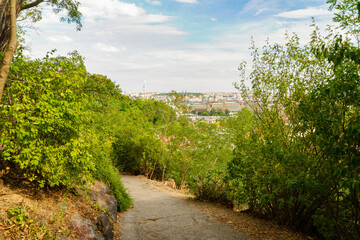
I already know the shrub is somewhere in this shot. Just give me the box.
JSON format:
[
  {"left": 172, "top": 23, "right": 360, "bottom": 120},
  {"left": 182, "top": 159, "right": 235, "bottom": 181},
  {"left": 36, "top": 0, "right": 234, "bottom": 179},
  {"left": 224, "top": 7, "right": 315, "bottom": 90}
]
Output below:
[
  {"left": 0, "top": 50, "right": 132, "bottom": 211},
  {"left": 113, "top": 127, "right": 162, "bottom": 178},
  {"left": 230, "top": 27, "right": 360, "bottom": 238},
  {"left": 0, "top": 51, "right": 94, "bottom": 188},
  {"left": 189, "top": 168, "right": 234, "bottom": 207}
]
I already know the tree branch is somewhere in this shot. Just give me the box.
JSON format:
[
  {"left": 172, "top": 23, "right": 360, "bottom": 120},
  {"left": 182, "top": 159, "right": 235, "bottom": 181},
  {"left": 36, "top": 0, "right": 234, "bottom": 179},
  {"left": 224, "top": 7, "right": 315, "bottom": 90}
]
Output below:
[
  {"left": 0, "top": 0, "right": 18, "bottom": 102},
  {"left": 21, "top": 0, "right": 45, "bottom": 11}
]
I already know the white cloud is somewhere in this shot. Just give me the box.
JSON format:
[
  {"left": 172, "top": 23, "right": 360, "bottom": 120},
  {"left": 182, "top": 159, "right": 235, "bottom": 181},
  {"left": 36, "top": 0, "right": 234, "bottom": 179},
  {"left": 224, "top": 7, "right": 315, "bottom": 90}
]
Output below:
[
  {"left": 211, "top": 17, "right": 217, "bottom": 22},
  {"left": 47, "top": 35, "right": 73, "bottom": 43},
  {"left": 102, "top": 23, "right": 187, "bottom": 36},
  {"left": 275, "top": 6, "right": 331, "bottom": 19},
  {"left": 176, "top": 0, "right": 198, "bottom": 4},
  {"left": 80, "top": 0, "right": 145, "bottom": 19},
  {"left": 79, "top": 0, "right": 172, "bottom": 24},
  {"left": 255, "top": 8, "right": 267, "bottom": 16},
  {"left": 92, "top": 43, "right": 125, "bottom": 53}
]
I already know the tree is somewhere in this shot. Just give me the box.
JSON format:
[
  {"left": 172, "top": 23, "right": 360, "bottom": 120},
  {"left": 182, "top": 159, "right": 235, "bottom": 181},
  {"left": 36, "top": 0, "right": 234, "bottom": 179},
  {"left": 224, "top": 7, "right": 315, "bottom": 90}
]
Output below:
[
  {"left": 0, "top": 0, "right": 82, "bottom": 101},
  {"left": 230, "top": 17, "right": 360, "bottom": 237}
]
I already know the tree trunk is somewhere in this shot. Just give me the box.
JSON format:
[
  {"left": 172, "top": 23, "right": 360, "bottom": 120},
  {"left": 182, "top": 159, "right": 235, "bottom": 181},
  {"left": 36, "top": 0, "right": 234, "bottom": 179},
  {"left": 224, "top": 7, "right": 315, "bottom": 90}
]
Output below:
[
  {"left": 162, "top": 164, "right": 166, "bottom": 182},
  {"left": 161, "top": 150, "right": 173, "bottom": 182},
  {"left": 0, "top": 0, "right": 21, "bottom": 52},
  {"left": 180, "top": 171, "right": 185, "bottom": 190},
  {"left": 0, "top": 0, "right": 18, "bottom": 102},
  {"left": 149, "top": 161, "right": 156, "bottom": 180}
]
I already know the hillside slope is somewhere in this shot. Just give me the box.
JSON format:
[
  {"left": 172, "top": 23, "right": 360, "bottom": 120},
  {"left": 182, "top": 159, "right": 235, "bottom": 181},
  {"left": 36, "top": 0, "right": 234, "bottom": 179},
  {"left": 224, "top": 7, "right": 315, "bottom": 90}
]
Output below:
[{"left": 0, "top": 176, "right": 123, "bottom": 240}]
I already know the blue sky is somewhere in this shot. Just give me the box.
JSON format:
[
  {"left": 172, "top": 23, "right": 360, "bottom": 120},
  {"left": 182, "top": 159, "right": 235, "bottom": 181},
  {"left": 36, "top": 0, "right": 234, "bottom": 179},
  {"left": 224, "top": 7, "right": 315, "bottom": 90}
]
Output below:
[{"left": 23, "top": 0, "right": 333, "bottom": 92}]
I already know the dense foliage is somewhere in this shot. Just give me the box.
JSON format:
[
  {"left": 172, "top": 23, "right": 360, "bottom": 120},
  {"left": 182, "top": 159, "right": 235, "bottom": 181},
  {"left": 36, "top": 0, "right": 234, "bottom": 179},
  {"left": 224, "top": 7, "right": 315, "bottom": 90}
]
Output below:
[
  {"left": 225, "top": 2, "right": 360, "bottom": 238},
  {"left": 0, "top": 49, "right": 132, "bottom": 211}
]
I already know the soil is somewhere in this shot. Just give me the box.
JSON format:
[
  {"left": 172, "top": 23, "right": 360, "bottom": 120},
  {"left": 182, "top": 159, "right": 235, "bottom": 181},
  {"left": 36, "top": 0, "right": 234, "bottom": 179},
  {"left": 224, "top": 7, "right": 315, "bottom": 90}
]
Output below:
[
  {"left": 120, "top": 175, "right": 312, "bottom": 240},
  {"left": 0, "top": 177, "right": 123, "bottom": 240}
]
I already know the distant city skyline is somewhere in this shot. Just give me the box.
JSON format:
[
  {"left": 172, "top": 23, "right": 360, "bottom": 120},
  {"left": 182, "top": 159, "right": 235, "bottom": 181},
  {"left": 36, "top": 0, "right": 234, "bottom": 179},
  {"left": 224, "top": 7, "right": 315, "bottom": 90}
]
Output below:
[
  {"left": 24, "top": 0, "right": 333, "bottom": 92},
  {"left": 124, "top": 90, "right": 240, "bottom": 94}
]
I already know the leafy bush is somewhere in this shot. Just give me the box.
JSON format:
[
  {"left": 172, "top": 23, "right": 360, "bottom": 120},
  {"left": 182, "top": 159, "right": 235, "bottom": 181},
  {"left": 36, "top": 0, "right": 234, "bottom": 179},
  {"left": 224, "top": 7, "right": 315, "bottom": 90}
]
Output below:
[
  {"left": 79, "top": 73, "right": 133, "bottom": 211},
  {"left": 229, "top": 26, "right": 360, "bottom": 238},
  {"left": 113, "top": 127, "right": 163, "bottom": 178},
  {"left": 0, "top": 50, "right": 132, "bottom": 211},
  {"left": 0, "top": 51, "right": 94, "bottom": 188},
  {"left": 189, "top": 168, "right": 234, "bottom": 206},
  {"left": 86, "top": 132, "right": 132, "bottom": 211}
]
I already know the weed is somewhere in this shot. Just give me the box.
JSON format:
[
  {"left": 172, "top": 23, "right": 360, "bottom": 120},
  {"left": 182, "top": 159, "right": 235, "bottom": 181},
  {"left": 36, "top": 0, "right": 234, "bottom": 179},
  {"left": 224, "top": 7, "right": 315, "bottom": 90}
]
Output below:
[{"left": 6, "top": 205, "right": 56, "bottom": 240}]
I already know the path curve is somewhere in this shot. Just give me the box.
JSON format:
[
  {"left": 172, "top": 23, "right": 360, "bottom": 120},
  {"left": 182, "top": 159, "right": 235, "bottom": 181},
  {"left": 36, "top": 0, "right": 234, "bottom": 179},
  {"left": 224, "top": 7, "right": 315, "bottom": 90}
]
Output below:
[{"left": 120, "top": 175, "right": 249, "bottom": 240}]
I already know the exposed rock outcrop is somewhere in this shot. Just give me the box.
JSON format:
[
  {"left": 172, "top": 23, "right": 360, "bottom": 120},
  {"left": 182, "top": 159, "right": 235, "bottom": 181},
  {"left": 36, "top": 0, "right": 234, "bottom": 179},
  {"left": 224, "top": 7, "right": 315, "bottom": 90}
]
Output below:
[
  {"left": 96, "top": 212, "right": 114, "bottom": 240},
  {"left": 71, "top": 180, "right": 118, "bottom": 239},
  {"left": 69, "top": 212, "right": 104, "bottom": 240},
  {"left": 88, "top": 181, "right": 118, "bottom": 223}
]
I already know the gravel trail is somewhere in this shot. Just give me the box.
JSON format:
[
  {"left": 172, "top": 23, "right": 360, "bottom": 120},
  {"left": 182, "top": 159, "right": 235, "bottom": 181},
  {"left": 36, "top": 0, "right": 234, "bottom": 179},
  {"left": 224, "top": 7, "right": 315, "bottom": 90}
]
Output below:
[{"left": 120, "top": 175, "right": 249, "bottom": 240}]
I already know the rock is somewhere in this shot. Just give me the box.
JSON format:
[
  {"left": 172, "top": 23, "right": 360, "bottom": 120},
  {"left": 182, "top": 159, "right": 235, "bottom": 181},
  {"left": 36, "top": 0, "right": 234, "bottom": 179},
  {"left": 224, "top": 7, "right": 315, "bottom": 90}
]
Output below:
[
  {"left": 69, "top": 213, "right": 104, "bottom": 240},
  {"left": 166, "top": 179, "right": 177, "bottom": 189},
  {"left": 88, "top": 181, "right": 118, "bottom": 223},
  {"left": 96, "top": 212, "right": 114, "bottom": 240}
]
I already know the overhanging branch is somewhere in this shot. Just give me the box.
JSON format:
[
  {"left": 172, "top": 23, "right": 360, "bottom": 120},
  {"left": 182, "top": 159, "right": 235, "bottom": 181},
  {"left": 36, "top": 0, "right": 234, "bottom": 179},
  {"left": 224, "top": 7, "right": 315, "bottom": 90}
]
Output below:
[{"left": 20, "top": 0, "right": 45, "bottom": 11}]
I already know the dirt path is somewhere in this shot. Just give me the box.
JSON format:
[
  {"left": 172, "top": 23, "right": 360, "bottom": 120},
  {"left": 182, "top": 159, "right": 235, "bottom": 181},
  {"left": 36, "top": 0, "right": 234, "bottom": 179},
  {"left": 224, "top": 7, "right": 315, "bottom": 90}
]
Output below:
[{"left": 120, "top": 175, "right": 250, "bottom": 240}]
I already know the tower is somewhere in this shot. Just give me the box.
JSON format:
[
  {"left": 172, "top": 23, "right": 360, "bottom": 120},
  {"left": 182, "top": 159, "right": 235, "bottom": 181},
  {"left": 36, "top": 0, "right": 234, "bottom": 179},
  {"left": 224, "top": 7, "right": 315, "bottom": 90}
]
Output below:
[{"left": 143, "top": 80, "right": 146, "bottom": 98}]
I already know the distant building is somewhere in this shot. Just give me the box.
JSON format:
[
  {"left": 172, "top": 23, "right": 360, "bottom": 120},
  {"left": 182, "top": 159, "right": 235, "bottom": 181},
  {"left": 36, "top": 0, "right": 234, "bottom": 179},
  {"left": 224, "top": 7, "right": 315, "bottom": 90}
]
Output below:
[
  {"left": 191, "top": 103, "right": 208, "bottom": 112},
  {"left": 210, "top": 102, "right": 224, "bottom": 111},
  {"left": 224, "top": 102, "right": 241, "bottom": 112},
  {"left": 125, "top": 92, "right": 248, "bottom": 114}
]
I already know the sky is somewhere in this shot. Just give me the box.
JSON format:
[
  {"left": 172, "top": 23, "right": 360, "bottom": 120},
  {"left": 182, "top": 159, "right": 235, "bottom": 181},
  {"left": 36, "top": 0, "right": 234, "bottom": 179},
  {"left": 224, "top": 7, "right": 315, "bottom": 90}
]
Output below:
[{"left": 23, "top": 0, "right": 335, "bottom": 93}]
